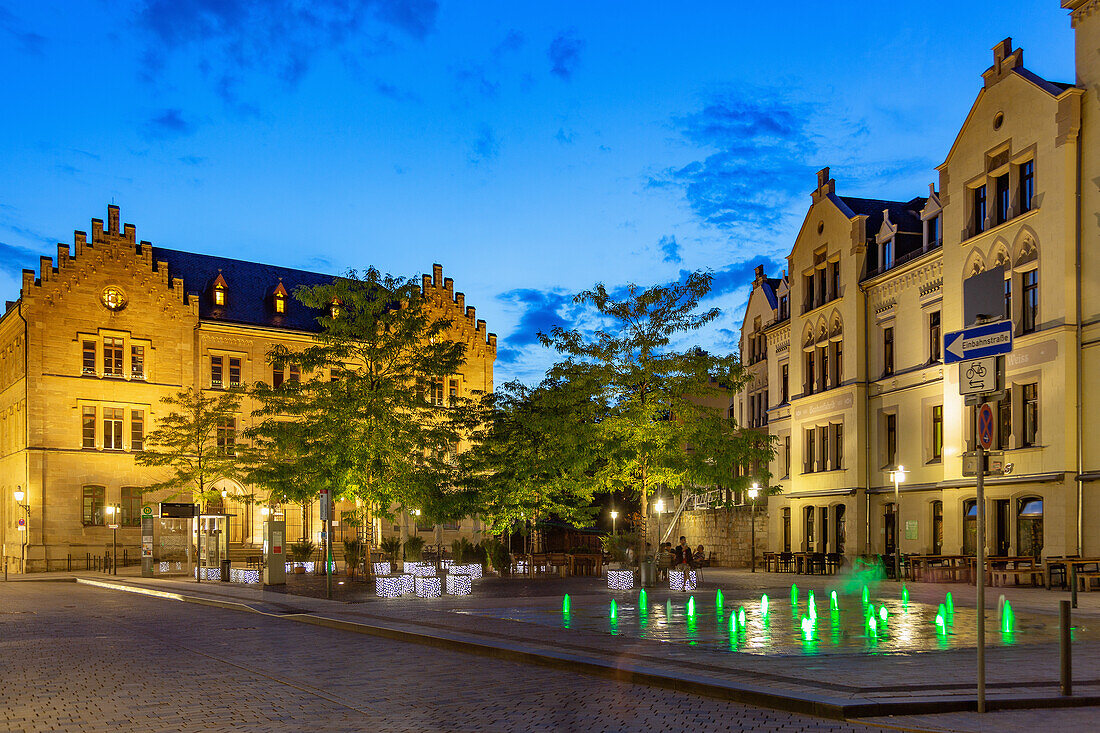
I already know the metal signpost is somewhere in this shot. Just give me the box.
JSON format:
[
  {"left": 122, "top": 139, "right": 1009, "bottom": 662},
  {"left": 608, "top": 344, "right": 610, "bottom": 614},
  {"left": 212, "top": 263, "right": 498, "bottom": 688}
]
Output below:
[
  {"left": 141, "top": 505, "right": 155, "bottom": 578},
  {"left": 319, "top": 488, "right": 332, "bottom": 599},
  {"left": 946, "top": 314, "right": 1012, "bottom": 715}
]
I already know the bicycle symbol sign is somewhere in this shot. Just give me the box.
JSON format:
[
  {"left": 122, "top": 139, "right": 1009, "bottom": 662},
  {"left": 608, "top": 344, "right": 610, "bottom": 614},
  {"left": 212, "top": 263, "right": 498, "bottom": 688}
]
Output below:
[
  {"left": 966, "top": 362, "right": 987, "bottom": 380},
  {"left": 978, "top": 404, "right": 995, "bottom": 450}
]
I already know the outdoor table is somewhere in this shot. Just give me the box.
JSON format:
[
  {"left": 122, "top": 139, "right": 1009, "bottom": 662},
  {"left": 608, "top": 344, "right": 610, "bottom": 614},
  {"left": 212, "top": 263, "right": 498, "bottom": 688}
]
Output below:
[
  {"left": 966, "top": 556, "right": 1039, "bottom": 585},
  {"left": 1045, "top": 557, "right": 1100, "bottom": 590},
  {"left": 569, "top": 553, "right": 603, "bottom": 576},
  {"left": 910, "top": 555, "right": 968, "bottom": 582}
]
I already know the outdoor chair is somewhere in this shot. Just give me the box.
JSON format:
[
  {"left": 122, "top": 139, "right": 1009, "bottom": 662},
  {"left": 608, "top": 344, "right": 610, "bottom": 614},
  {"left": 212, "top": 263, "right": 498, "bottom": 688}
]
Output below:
[
  {"left": 778, "top": 552, "right": 794, "bottom": 572},
  {"left": 824, "top": 552, "right": 842, "bottom": 574}
]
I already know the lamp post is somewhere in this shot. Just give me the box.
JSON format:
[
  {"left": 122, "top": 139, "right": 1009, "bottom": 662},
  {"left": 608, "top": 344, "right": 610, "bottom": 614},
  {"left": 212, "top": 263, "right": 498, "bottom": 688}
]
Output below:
[
  {"left": 748, "top": 483, "right": 760, "bottom": 573},
  {"left": 14, "top": 488, "right": 29, "bottom": 575},
  {"left": 610, "top": 509, "right": 618, "bottom": 536},
  {"left": 889, "top": 466, "right": 907, "bottom": 582},
  {"left": 104, "top": 504, "right": 120, "bottom": 575},
  {"left": 654, "top": 498, "right": 664, "bottom": 552}
]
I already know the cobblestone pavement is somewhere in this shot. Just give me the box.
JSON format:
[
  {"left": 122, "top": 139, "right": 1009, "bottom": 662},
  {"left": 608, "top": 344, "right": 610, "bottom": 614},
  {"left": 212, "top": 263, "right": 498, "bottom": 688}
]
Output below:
[{"left": 0, "top": 583, "right": 884, "bottom": 733}]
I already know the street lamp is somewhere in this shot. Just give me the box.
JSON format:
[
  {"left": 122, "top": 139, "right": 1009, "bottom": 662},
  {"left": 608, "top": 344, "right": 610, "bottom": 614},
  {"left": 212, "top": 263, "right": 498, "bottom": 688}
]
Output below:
[
  {"left": 104, "top": 504, "right": 120, "bottom": 575},
  {"left": 654, "top": 497, "right": 664, "bottom": 551},
  {"left": 889, "top": 465, "right": 907, "bottom": 581},
  {"left": 13, "top": 487, "right": 28, "bottom": 575},
  {"left": 610, "top": 509, "right": 618, "bottom": 536},
  {"left": 748, "top": 483, "right": 760, "bottom": 573}
]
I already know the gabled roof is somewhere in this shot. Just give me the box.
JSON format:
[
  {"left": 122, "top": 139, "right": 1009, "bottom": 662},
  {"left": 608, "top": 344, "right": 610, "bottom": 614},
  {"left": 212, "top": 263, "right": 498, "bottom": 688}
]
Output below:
[
  {"left": 838, "top": 196, "right": 926, "bottom": 235},
  {"left": 151, "top": 247, "right": 337, "bottom": 332},
  {"left": 761, "top": 277, "right": 780, "bottom": 309}
]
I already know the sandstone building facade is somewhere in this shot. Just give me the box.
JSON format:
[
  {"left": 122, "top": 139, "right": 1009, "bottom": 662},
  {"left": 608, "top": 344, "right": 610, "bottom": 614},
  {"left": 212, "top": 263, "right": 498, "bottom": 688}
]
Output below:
[
  {"left": 736, "top": 6, "right": 1100, "bottom": 565},
  {"left": 0, "top": 206, "right": 496, "bottom": 572}
]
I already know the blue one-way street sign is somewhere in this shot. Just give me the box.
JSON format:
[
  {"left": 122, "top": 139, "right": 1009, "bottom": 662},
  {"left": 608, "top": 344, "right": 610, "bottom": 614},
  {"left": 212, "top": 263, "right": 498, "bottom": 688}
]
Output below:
[{"left": 944, "top": 320, "right": 1013, "bottom": 363}]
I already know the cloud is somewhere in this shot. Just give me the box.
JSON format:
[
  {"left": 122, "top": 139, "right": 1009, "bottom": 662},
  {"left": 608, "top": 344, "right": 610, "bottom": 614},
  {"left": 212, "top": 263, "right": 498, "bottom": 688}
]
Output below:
[
  {"left": 178, "top": 155, "right": 205, "bottom": 165},
  {"left": 658, "top": 235, "right": 681, "bottom": 263},
  {"left": 135, "top": 0, "right": 439, "bottom": 103},
  {"left": 0, "top": 240, "right": 44, "bottom": 277},
  {"left": 469, "top": 124, "right": 500, "bottom": 164},
  {"left": 554, "top": 127, "right": 575, "bottom": 145},
  {"left": 373, "top": 79, "right": 419, "bottom": 102},
  {"left": 0, "top": 6, "right": 46, "bottom": 55},
  {"left": 493, "top": 30, "right": 525, "bottom": 58},
  {"left": 548, "top": 31, "right": 584, "bottom": 80},
  {"left": 144, "top": 108, "right": 197, "bottom": 139}
]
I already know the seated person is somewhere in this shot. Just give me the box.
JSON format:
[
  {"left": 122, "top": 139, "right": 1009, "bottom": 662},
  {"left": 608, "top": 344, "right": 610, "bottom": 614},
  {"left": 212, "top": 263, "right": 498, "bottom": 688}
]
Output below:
[{"left": 693, "top": 544, "right": 706, "bottom": 568}]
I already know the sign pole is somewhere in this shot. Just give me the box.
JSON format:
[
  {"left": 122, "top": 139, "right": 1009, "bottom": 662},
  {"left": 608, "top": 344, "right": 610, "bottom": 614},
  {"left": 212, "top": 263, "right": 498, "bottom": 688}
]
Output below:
[{"left": 976, "top": 408, "right": 986, "bottom": 714}]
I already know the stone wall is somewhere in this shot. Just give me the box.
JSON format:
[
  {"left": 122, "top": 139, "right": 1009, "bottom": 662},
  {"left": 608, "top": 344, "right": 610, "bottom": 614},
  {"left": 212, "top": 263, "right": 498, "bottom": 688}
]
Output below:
[{"left": 665, "top": 506, "right": 769, "bottom": 568}]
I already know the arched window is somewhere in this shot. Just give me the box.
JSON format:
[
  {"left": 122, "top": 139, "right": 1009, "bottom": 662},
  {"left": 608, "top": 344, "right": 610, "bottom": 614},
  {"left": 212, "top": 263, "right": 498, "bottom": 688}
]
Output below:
[
  {"left": 1017, "top": 497, "right": 1043, "bottom": 558},
  {"left": 82, "top": 485, "right": 105, "bottom": 526},
  {"left": 963, "top": 499, "right": 978, "bottom": 556}
]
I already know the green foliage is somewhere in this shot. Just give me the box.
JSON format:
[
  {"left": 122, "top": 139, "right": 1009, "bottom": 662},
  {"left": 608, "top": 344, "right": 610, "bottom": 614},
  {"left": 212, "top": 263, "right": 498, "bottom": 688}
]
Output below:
[
  {"left": 540, "top": 271, "right": 775, "bottom": 559},
  {"left": 601, "top": 531, "right": 638, "bottom": 565},
  {"left": 380, "top": 536, "right": 402, "bottom": 567},
  {"left": 468, "top": 541, "right": 488, "bottom": 567},
  {"left": 403, "top": 535, "right": 425, "bottom": 561},
  {"left": 460, "top": 377, "right": 603, "bottom": 534},
  {"left": 246, "top": 267, "right": 475, "bottom": 527},
  {"left": 482, "top": 538, "right": 511, "bottom": 575},
  {"left": 136, "top": 388, "right": 243, "bottom": 504},
  {"left": 289, "top": 540, "right": 315, "bottom": 562},
  {"left": 343, "top": 538, "right": 364, "bottom": 574},
  {"left": 451, "top": 537, "right": 474, "bottom": 565}
]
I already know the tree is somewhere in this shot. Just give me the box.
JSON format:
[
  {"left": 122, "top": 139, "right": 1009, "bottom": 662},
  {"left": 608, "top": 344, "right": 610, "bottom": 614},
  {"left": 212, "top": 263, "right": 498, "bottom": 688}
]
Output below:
[
  {"left": 541, "top": 271, "right": 773, "bottom": 561},
  {"left": 460, "top": 376, "right": 605, "bottom": 539},
  {"left": 247, "top": 267, "right": 473, "bottom": 550},
  {"left": 137, "top": 387, "right": 243, "bottom": 506}
]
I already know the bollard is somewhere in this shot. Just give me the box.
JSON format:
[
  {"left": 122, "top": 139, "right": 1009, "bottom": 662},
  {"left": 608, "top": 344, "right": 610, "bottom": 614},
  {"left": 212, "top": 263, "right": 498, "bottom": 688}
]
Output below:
[
  {"left": 1071, "top": 565, "right": 1078, "bottom": 609},
  {"left": 67, "top": 554, "right": 72, "bottom": 572},
  {"left": 1061, "top": 600, "right": 1072, "bottom": 696}
]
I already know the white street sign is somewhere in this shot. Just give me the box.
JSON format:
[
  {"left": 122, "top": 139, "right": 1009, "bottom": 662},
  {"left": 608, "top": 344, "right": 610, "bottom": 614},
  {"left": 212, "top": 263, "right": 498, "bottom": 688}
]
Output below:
[{"left": 959, "top": 356, "right": 998, "bottom": 395}]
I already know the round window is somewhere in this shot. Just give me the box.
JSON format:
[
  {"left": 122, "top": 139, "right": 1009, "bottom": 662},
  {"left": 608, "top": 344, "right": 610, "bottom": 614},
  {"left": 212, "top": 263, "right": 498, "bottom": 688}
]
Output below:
[
  {"left": 102, "top": 286, "right": 126, "bottom": 311},
  {"left": 993, "top": 112, "right": 1004, "bottom": 131}
]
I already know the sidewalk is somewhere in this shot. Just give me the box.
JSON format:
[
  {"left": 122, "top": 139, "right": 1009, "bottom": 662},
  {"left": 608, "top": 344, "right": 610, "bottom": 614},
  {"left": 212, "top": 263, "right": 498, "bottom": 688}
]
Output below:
[{"left": 27, "top": 565, "right": 1100, "bottom": 722}]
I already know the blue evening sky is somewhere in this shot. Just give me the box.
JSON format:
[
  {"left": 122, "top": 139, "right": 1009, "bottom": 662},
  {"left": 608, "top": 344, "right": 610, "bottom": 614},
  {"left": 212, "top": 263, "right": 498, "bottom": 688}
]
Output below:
[{"left": 0, "top": 1, "right": 1074, "bottom": 383}]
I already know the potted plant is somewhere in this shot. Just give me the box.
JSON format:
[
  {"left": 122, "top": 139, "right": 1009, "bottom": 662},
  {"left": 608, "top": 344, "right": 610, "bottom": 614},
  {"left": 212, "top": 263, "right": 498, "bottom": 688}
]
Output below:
[
  {"left": 380, "top": 536, "right": 402, "bottom": 569},
  {"left": 483, "top": 538, "right": 511, "bottom": 575},
  {"left": 289, "top": 540, "right": 315, "bottom": 573},
  {"left": 343, "top": 538, "right": 364, "bottom": 578},
  {"left": 403, "top": 535, "right": 425, "bottom": 563}
]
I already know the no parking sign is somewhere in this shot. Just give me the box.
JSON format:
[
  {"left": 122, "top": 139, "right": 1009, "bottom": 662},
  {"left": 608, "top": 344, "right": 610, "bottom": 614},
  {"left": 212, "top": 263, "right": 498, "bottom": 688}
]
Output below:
[{"left": 977, "top": 403, "right": 994, "bottom": 450}]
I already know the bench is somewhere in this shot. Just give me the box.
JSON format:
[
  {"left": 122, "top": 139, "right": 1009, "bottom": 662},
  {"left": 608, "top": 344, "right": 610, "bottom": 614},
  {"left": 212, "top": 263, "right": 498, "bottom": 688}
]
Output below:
[
  {"left": 992, "top": 566, "right": 1045, "bottom": 587},
  {"left": 1077, "top": 571, "right": 1100, "bottom": 591}
]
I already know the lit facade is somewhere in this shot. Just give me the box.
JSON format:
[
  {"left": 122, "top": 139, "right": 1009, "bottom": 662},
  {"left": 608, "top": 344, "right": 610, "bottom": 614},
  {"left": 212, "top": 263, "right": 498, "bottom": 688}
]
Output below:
[
  {"left": 0, "top": 206, "right": 496, "bottom": 572},
  {"left": 740, "top": 11, "right": 1100, "bottom": 564}
]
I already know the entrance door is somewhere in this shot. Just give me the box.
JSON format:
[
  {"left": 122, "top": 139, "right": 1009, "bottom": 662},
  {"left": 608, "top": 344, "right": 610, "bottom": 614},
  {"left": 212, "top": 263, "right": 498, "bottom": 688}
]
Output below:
[
  {"left": 884, "top": 503, "right": 897, "bottom": 557},
  {"left": 820, "top": 506, "right": 829, "bottom": 553},
  {"left": 994, "top": 500, "right": 1011, "bottom": 556}
]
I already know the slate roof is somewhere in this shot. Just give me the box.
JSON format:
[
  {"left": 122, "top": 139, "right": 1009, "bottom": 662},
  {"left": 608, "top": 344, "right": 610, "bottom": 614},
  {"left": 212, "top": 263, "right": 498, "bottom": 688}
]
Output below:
[
  {"left": 837, "top": 195, "right": 926, "bottom": 235},
  {"left": 150, "top": 247, "right": 338, "bottom": 332},
  {"left": 761, "top": 277, "right": 781, "bottom": 310}
]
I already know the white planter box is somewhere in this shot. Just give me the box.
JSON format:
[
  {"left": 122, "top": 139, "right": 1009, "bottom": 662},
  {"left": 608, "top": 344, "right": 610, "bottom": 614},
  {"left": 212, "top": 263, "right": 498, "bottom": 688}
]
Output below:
[
  {"left": 669, "top": 569, "right": 697, "bottom": 591},
  {"left": 415, "top": 575, "right": 442, "bottom": 598},
  {"left": 376, "top": 575, "right": 404, "bottom": 598},
  {"left": 446, "top": 573, "right": 472, "bottom": 595},
  {"left": 607, "top": 569, "right": 634, "bottom": 590},
  {"left": 372, "top": 561, "right": 392, "bottom": 576}
]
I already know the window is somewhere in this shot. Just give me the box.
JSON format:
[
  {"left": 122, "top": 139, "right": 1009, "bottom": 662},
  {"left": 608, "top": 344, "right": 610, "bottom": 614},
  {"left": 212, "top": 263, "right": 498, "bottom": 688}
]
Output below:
[
  {"left": 803, "top": 274, "right": 814, "bottom": 313},
  {"left": 931, "top": 501, "right": 943, "bottom": 555},
  {"left": 805, "top": 351, "right": 815, "bottom": 395},
  {"left": 818, "top": 346, "right": 828, "bottom": 391},
  {"left": 818, "top": 427, "right": 828, "bottom": 472},
  {"left": 103, "top": 337, "right": 123, "bottom": 377},
  {"left": 804, "top": 429, "right": 815, "bottom": 473},
  {"left": 443, "top": 520, "right": 460, "bottom": 531},
  {"left": 831, "top": 340, "right": 843, "bottom": 386},
  {"left": 931, "top": 405, "right": 943, "bottom": 462},
  {"left": 430, "top": 379, "right": 444, "bottom": 406},
  {"left": 121, "top": 487, "right": 142, "bottom": 527},
  {"left": 131, "top": 410, "right": 144, "bottom": 451},
  {"left": 415, "top": 517, "right": 434, "bottom": 532},
  {"left": 1004, "top": 277, "right": 1013, "bottom": 321},
  {"left": 289, "top": 364, "right": 300, "bottom": 383},
  {"left": 1017, "top": 497, "right": 1043, "bottom": 558},
  {"left": 999, "top": 388, "right": 1012, "bottom": 449},
  {"left": 273, "top": 365, "right": 284, "bottom": 389},
  {"left": 1019, "top": 160, "right": 1035, "bottom": 213},
  {"left": 131, "top": 346, "right": 145, "bottom": 379},
  {"left": 884, "top": 503, "right": 897, "bottom": 557},
  {"left": 928, "top": 311, "right": 941, "bottom": 363},
  {"left": 782, "top": 508, "right": 791, "bottom": 552},
  {"left": 103, "top": 408, "right": 124, "bottom": 450},
  {"left": 211, "top": 356, "right": 223, "bottom": 388},
  {"left": 778, "top": 295, "right": 789, "bottom": 320},
  {"left": 82, "top": 406, "right": 96, "bottom": 449},
  {"left": 214, "top": 286, "right": 226, "bottom": 306},
  {"left": 885, "top": 413, "right": 897, "bottom": 467},
  {"left": 82, "top": 341, "right": 96, "bottom": 375},
  {"left": 1023, "top": 382, "right": 1039, "bottom": 446},
  {"left": 816, "top": 268, "right": 827, "bottom": 306},
  {"left": 330, "top": 299, "right": 342, "bottom": 318},
  {"left": 835, "top": 505, "right": 846, "bottom": 554},
  {"left": 82, "top": 486, "right": 105, "bottom": 526},
  {"left": 974, "top": 185, "right": 987, "bottom": 234},
  {"left": 995, "top": 173, "right": 1010, "bottom": 225},
  {"left": 274, "top": 293, "right": 285, "bottom": 314},
  {"left": 882, "top": 239, "right": 894, "bottom": 270},
  {"left": 217, "top": 417, "right": 236, "bottom": 455},
  {"left": 927, "top": 214, "right": 940, "bottom": 248},
  {"left": 883, "top": 327, "right": 894, "bottom": 377},
  {"left": 804, "top": 506, "right": 815, "bottom": 551},
  {"left": 1021, "top": 269, "right": 1038, "bottom": 333},
  {"left": 781, "top": 363, "right": 789, "bottom": 403},
  {"left": 829, "top": 262, "right": 839, "bottom": 300},
  {"left": 229, "top": 357, "right": 241, "bottom": 387},
  {"left": 449, "top": 380, "right": 458, "bottom": 405},
  {"left": 783, "top": 435, "right": 791, "bottom": 477},
  {"left": 832, "top": 423, "right": 843, "bottom": 470},
  {"left": 963, "top": 499, "right": 978, "bottom": 555}
]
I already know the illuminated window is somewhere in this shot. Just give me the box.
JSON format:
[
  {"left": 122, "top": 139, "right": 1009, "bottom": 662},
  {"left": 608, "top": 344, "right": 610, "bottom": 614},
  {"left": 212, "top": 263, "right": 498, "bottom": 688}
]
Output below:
[
  {"left": 931, "top": 405, "right": 943, "bottom": 462},
  {"left": 131, "top": 410, "right": 144, "bottom": 451},
  {"left": 217, "top": 417, "right": 236, "bottom": 455},
  {"left": 82, "top": 406, "right": 96, "bottom": 449},
  {"left": 131, "top": 345, "right": 145, "bottom": 379},
  {"left": 103, "top": 408, "right": 124, "bottom": 450},
  {"left": 1022, "top": 383, "right": 1039, "bottom": 447},
  {"left": 83, "top": 486, "right": 105, "bottom": 526},
  {"left": 928, "top": 311, "right": 941, "bottom": 363},
  {"left": 214, "top": 286, "right": 226, "bottom": 306},
  {"left": 330, "top": 299, "right": 342, "bottom": 318},
  {"left": 121, "top": 487, "right": 142, "bottom": 527},
  {"left": 82, "top": 341, "right": 97, "bottom": 375},
  {"left": 211, "top": 356, "right": 223, "bottom": 388},
  {"left": 275, "top": 294, "right": 285, "bottom": 313},
  {"left": 229, "top": 357, "right": 241, "bottom": 387},
  {"left": 103, "top": 337, "right": 123, "bottom": 377},
  {"left": 882, "top": 327, "right": 894, "bottom": 377}
]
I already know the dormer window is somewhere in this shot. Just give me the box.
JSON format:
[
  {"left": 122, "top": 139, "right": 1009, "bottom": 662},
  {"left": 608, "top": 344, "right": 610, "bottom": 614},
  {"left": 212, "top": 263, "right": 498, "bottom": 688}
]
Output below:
[
  {"left": 211, "top": 271, "right": 229, "bottom": 307},
  {"left": 272, "top": 280, "right": 288, "bottom": 315}
]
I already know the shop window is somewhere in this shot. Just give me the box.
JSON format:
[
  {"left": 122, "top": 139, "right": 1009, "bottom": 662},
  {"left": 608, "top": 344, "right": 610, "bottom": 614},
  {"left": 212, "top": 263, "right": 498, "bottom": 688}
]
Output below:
[{"left": 782, "top": 508, "right": 791, "bottom": 552}]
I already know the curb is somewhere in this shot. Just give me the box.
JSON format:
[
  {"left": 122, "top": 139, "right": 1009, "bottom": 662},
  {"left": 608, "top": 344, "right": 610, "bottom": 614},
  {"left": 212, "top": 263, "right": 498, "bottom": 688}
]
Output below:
[{"left": 75, "top": 577, "right": 1100, "bottom": 721}]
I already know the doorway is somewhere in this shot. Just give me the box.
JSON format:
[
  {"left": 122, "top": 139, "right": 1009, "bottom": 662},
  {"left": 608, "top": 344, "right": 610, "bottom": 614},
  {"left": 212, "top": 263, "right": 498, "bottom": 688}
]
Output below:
[{"left": 994, "top": 499, "right": 1010, "bottom": 556}]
